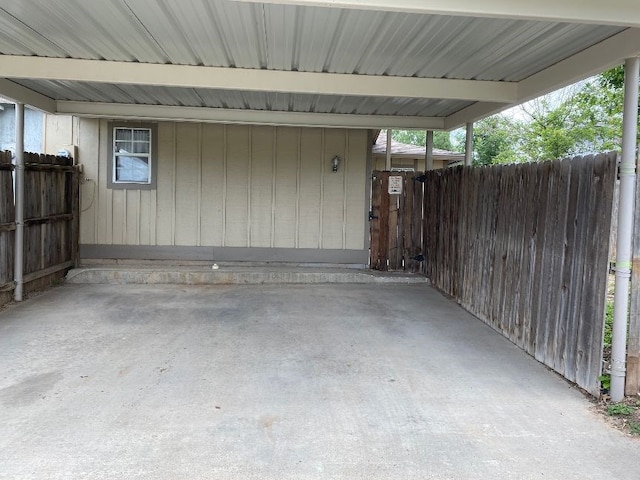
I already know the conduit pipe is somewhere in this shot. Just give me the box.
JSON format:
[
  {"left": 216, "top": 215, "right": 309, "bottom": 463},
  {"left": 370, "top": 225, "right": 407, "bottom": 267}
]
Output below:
[
  {"left": 465, "top": 122, "right": 473, "bottom": 167},
  {"left": 611, "top": 57, "right": 640, "bottom": 402},
  {"left": 13, "top": 102, "right": 24, "bottom": 301}
]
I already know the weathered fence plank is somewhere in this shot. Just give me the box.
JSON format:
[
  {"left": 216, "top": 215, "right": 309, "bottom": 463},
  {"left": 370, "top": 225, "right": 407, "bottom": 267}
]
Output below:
[{"left": 0, "top": 151, "right": 15, "bottom": 290}]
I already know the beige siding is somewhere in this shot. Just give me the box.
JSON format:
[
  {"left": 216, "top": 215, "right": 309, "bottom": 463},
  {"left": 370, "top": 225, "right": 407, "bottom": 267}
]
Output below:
[{"left": 51, "top": 117, "right": 369, "bottom": 251}]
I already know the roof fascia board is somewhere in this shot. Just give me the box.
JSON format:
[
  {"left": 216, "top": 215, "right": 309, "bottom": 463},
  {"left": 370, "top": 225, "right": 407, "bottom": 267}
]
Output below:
[
  {"left": 0, "top": 79, "right": 56, "bottom": 113},
  {"left": 234, "top": 0, "right": 640, "bottom": 27},
  {"left": 56, "top": 101, "right": 446, "bottom": 130},
  {"left": 0, "top": 55, "right": 517, "bottom": 103}
]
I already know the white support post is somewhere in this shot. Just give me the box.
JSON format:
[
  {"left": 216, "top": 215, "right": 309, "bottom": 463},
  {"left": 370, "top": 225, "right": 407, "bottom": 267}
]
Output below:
[
  {"left": 425, "top": 130, "right": 434, "bottom": 171},
  {"left": 465, "top": 122, "right": 473, "bottom": 167},
  {"left": 386, "top": 129, "right": 392, "bottom": 170},
  {"left": 611, "top": 57, "right": 640, "bottom": 402},
  {"left": 13, "top": 102, "right": 25, "bottom": 302}
]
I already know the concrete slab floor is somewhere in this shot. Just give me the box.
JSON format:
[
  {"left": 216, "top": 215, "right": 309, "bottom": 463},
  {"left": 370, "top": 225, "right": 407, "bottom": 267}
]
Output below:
[{"left": 0, "top": 283, "right": 638, "bottom": 479}]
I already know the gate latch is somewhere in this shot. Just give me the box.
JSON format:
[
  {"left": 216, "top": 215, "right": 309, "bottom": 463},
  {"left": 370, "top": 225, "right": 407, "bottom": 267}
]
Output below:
[{"left": 369, "top": 211, "right": 378, "bottom": 221}]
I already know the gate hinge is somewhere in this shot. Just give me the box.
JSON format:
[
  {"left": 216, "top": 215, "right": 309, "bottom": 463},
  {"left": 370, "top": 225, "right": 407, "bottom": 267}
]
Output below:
[{"left": 369, "top": 211, "right": 379, "bottom": 221}]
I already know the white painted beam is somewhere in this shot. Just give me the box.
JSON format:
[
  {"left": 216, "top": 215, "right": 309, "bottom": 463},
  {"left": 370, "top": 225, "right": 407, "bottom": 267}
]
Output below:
[
  {"left": 0, "top": 79, "right": 56, "bottom": 113},
  {"left": 0, "top": 55, "right": 517, "bottom": 103},
  {"left": 234, "top": 0, "right": 640, "bottom": 27},
  {"left": 56, "top": 101, "right": 446, "bottom": 130}
]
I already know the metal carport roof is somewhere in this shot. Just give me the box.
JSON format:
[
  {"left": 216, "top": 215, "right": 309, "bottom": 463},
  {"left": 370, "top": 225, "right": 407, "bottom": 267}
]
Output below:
[{"left": 0, "top": 0, "right": 639, "bottom": 129}]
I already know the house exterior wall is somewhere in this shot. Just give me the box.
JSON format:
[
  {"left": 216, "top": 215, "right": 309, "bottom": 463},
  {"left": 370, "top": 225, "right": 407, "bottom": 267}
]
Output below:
[
  {"left": 0, "top": 104, "right": 44, "bottom": 154},
  {"left": 45, "top": 117, "right": 369, "bottom": 263}
]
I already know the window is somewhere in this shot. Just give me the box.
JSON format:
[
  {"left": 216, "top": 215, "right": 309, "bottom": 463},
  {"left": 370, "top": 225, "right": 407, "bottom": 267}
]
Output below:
[{"left": 108, "top": 123, "right": 157, "bottom": 190}]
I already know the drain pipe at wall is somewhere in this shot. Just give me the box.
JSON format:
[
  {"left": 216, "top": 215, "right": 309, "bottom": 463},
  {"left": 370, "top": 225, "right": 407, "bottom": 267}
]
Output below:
[
  {"left": 611, "top": 57, "right": 640, "bottom": 402},
  {"left": 13, "top": 102, "right": 24, "bottom": 302}
]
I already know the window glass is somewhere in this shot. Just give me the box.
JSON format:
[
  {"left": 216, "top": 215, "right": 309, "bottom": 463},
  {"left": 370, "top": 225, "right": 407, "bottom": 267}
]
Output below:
[{"left": 113, "top": 127, "right": 151, "bottom": 184}]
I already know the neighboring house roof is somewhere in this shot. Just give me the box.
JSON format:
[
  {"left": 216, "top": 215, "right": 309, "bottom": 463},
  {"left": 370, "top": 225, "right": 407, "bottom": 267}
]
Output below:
[
  {"left": 372, "top": 131, "right": 465, "bottom": 162},
  {"left": 0, "top": 1, "right": 637, "bottom": 129}
]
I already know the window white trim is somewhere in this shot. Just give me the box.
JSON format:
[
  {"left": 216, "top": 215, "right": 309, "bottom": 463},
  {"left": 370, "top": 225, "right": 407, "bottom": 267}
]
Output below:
[{"left": 107, "top": 122, "right": 157, "bottom": 190}]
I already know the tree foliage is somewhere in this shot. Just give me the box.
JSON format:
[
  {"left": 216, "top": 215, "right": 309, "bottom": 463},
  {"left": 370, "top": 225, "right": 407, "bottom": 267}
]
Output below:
[
  {"left": 391, "top": 130, "right": 455, "bottom": 151},
  {"left": 474, "top": 66, "right": 625, "bottom": 164},
  {"left": 391, "top": 66, "right": 628, "bottom": 165}
]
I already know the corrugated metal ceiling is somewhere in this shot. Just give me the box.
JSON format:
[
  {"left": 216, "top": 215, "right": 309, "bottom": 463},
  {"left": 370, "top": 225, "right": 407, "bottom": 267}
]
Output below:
[
  {"left": 0, "top": 0, "right": 623, "bottom": 80},
  {"left": 0, "top": 0, "right": 627, "bottom": 120}
]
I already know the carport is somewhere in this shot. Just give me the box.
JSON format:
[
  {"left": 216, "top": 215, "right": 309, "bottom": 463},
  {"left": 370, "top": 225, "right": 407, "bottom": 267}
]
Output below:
[{"left": 1, "top": 1, "right": 640, "bottom": 473}]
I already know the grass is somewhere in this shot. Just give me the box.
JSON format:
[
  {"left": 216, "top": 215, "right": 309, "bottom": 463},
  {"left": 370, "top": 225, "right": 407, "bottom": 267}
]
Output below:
[{"left": 607, "top": 403, "right": 637, "bottom": 416}]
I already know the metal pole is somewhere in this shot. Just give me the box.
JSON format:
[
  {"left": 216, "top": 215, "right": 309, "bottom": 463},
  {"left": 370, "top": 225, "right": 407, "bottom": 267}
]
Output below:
[
  {"left": 425, "top": 130, "right": 434, "bottom": 170},
  {"left": 13, "top": 103, "right": 25, "bottom": 302},
  {"left": 385, "top": 129, "right": 392, "bottom": 170},
  {"left": 611, "top": 57, "right": 640, "bottom": 402},
  {"left": 465, "top": 122, "right": 473, "bottom": 167}
]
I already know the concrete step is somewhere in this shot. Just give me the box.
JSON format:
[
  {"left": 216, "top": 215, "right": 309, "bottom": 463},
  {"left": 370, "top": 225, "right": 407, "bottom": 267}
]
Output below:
[{"left": 66, "top": 265, "right": 428, "bottom": 285}]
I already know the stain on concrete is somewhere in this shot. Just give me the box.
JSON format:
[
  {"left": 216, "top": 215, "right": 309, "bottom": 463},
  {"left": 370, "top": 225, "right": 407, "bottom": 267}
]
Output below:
[{"left": 0, "top": 371, "right": 63, "bottom": 407}]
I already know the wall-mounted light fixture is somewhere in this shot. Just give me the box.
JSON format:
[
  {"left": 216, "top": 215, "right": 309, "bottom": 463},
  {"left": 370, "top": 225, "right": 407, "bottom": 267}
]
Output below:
[{"left": 331, "top": 155, "right": 341, "bottom": 172}]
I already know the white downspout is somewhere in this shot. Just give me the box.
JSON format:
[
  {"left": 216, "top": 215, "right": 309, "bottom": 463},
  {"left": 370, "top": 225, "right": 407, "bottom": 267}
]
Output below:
[
  {"left": 386, "top": 129, "right": 392, "bottom": 170},
  {"left": 611, "top": 57, "right": 640, "bottom": 402},
  {"left": 465, "top": 122, "right": 473, "bottom": 167},
  {"left": 13, "top": 102, "right": 25, "bottom": 302},
  {"left": 425, "top": 130, "right": 434, "bottom": 171}
]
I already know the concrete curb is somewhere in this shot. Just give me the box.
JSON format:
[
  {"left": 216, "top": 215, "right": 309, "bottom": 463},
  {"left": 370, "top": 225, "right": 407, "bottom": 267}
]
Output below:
[{"left": 65, "top": 268, "right": 429, "bottom": 285}]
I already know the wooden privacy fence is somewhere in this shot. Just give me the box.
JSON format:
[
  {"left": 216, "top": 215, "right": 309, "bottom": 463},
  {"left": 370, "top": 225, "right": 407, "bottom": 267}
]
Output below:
[
  {"left": 370, "top": 154, "right": 616, "bottom": 395},
  {"left": 0, "top": 151, "right": 80, "bottom": 300},
  {"left": 423, "top": 154, "right": 617, "bottom": 396}
]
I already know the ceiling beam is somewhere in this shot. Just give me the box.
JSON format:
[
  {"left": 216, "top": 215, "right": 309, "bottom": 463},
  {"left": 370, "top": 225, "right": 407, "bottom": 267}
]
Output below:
[
  {"left": 0, "top": 55, "right": 517, "bottom": 104},
  {"left": 56, "top": 101, "right": 446, "bottom": 130},
  {"left": 235, "top": 0, "right": 640, "bottom": 27},
  {"left": 0, "top": 79, "right": 56, "bottom": 113}
]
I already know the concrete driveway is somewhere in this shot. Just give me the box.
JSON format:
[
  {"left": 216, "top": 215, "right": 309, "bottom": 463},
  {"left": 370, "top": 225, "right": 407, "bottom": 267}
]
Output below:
[{"left": 0, "top": 283, "right": 638, "bottom": 479}]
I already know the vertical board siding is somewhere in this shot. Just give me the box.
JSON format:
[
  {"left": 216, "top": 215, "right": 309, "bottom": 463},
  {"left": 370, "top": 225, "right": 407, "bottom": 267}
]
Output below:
[
  {"left": 200, "top": 124, "right": 225, "bottom": 246},
  {"left": 322, "top": 129, "right": 347, "bottom": 249},
  {"left": 155, "top": 122, "right": 176, "bottom": 245},
  {"left": 225, "top": 125, "right": 250, "bottom": 247},
  {"left": 174, "top": 123, "right": 200, "bottom": 246},
  {"left": 250, "top": 126, "right": 275, "bottom": 248},
  {"left": 76, "top": 119, "right": 368, "bottom": 252},
  {"left": 423, "top": 154, "right": 617, "bottom": 396},
  {"left": 274, "top": 127, "right": 298, "bottom": 248},
  {"left": 298, "top": 129, "right": 323, "bottom": 248}
]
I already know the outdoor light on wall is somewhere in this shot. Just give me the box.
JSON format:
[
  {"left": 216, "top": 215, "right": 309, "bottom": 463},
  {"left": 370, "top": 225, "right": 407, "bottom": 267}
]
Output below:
[{"left": 331, "top": 155, "right": 341, "bottom": 172}]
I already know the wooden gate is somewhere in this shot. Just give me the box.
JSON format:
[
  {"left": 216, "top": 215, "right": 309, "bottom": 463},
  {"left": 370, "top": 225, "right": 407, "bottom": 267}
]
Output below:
[{"left": 369, "top": 171, "right": 425, "bottom": 272}]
